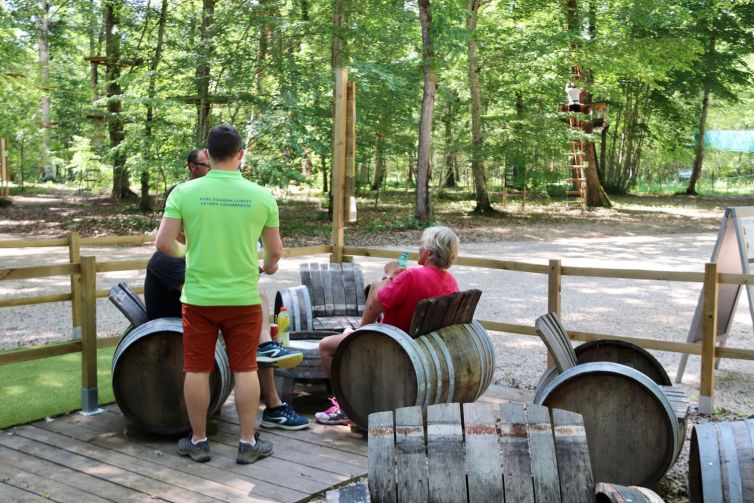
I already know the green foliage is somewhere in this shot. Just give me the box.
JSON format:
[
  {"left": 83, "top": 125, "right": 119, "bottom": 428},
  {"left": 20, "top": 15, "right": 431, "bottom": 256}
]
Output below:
[{"left": 0, "top": 0, "right": 751, "bottom": 203}]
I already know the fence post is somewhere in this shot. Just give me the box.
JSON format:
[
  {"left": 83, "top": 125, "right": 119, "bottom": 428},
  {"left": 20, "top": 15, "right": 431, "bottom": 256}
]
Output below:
[
  {"left": 546, "top": 259, "right": 562, "bottom": 367},
  {"left": 699, "top": 262, "right": 718, "bottom": 414},
  {"left": 79, "top": 255, "right": 102, "bottom": 415},
  {"left": 548, "top": 259, "right": 562, "bottom": 318},
  {"left": 330, "top": 67, "right": 348, "bottom": 264},
  {"left": 69, "top": 231, "right": 82, "bottom": 337}
]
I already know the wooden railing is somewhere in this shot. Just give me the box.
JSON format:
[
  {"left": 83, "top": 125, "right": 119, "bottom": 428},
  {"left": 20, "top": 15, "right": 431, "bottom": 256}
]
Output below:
[{"left": 1, "top": 233, "right": 752, "bottom": 415}]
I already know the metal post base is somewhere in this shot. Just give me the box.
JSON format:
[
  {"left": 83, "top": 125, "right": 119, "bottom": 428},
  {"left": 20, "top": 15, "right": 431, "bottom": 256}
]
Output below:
[
  {"left": 698, "top": 395, "right": 714, "bottom": 415},
  {"left": 80, "top": 387, "right": 103, "bottom": 415}
]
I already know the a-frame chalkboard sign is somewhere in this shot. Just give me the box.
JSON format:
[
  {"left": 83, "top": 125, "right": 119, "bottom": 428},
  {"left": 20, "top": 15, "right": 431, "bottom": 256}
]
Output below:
[{"left": 676, "top": 207, "right": 754, "bottom": 383}]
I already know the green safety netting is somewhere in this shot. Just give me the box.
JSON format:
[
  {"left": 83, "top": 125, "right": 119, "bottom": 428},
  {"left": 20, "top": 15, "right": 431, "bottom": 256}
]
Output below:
[{"left": 693, "top": 130, "right": 754, "bottom": 152}]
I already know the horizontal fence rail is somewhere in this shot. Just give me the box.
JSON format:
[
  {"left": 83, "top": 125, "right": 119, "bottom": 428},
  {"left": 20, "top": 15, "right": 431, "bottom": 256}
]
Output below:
[{"left": 1, "top": 235, "right": 752, "bottom": 414}]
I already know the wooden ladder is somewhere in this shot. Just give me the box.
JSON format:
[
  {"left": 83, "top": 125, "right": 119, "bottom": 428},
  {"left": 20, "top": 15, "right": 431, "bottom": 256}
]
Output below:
[{"left": 567, "top": 139, "right": 586, "bottom": 208}]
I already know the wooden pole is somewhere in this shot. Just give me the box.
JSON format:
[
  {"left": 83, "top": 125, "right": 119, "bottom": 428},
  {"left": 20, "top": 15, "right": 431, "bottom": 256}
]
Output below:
[
  {"left": 547, "top": 259, "right": 562, "bottom": 366},
  {"left": 344, "top": 81, "right": 356, "bottom": 223},
  {"left": 699, "top": 262, "right": 718, "bottom": 414},
  {"left": 330, "top": 67, "right": 348, "bottom": 263},
  {"left": 79, "top": 255, "right": 101, "bottom": 414},
  {"left": 548, "top": 259, "right": 562, "bottom": 317},
  {"left": 69, "top": 231, "right": 82, "bottom": 335}
]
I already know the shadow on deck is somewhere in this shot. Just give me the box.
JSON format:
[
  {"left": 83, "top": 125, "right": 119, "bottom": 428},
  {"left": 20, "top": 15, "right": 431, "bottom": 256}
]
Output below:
[{"left": 0, "top": 385, "right": 529, "bottom": 502}]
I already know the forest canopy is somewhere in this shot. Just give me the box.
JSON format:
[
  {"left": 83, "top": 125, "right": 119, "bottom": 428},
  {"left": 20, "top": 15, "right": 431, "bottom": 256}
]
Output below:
[{"left": 1, "top": 0, "right": 752, "bottom": 212}]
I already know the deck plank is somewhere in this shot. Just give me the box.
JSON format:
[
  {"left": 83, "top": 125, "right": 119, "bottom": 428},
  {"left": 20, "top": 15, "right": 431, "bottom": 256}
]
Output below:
[
  {"left": 35, "top": 415, "right": 305, "bottom": 502},
  {"left": 72, "top": 409, "right": 340, "bottom": 494},
  {"left": 10, "top": 424, "right": 225, "bottom": 503},
  {"left": 0, "top": 458, "right": 114, "bottom": 503},
  {"left": 0, "top": 481, "right": 57, "bottom": 503},
  {"left": 0, "top": 428, "right": 189, "bottom": 502},
  {"left": 0, "top": 444, "right": 147, "bottom": 503}
]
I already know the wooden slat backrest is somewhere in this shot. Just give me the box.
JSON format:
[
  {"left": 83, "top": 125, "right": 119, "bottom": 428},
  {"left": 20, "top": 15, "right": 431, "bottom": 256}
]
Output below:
[
  {"left": 534, "top": 313, "right": 578, "bottom": 372},
  {"left": 395, "top": 406, "right": 428, "bottom": 502},
  {"left": 427, "top": 403, "right": 467, "bottom": 502},
  {"left": 500, "top": 403, "right": 535, "bottom": 502},
  {"left": 368, "top": 410, "right": 396, "bottom": 503},
  {"left": 463, "top": 402, "right": 503, "bottom": 501},
  {"left": 551, "top": 408, "right": 595, "bottom": 502},
  {"left": 408, "top": 289, "right": 482, "bottom": 338},
  {"left": 526, "top": 404, "right": 561, "bottom": 501},
  {"left": 368, "top": 402, "right": 594, "bottom": 502},
  {"left": 300, "top": 262, "right": 366, "bottom": 318},
  {"left": 108, "top": 282, "right": 148, "bottom": 328}
]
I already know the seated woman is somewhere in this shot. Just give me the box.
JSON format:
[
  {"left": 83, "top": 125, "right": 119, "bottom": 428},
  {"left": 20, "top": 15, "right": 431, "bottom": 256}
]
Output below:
[{"left": 315, "top": 226, "right": 460, "bottom": 425}]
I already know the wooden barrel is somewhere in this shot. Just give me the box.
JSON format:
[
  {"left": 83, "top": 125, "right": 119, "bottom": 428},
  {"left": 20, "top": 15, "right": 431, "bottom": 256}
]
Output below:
[
  {"left": 536, "top": 339, "right": 672, "bottom": 390},
  {"left": 535, "top": 362, "right": 681, "bottom": 488},
  {"left": 368, "top": 402, "right": 594, "bottom": 503},
  {"left": 596, "top": 483, "right": 666, "bottom": 502},
  {"left": 274, "top": 285, "right": 313, "bottom": 331},
  {"left": 111, "top": 318, "right": 233, "bottom": 436},
  {"left": 689, "top": 419, "right": 754, "bottom": 502},
  {"left": 332, "top": 321, "right": 495, "bottom": 428}
]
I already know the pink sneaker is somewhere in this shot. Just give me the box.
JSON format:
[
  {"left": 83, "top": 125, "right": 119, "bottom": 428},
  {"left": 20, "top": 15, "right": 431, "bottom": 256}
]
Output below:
[{"left": 315, "top": 397, "right": 352, "bottom": 425}]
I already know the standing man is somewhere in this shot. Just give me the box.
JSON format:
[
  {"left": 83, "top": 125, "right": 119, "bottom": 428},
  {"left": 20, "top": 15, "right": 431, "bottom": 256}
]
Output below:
[
  {"left": 145, "top": 149, "right": 309, "bottom": 432},
  {"left": 156, "top": 124, "right": 282, "bottom": 464}
]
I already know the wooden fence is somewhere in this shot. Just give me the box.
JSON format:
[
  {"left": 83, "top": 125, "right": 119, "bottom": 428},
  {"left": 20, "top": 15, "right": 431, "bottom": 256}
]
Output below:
[{"left": 2, "top": 233, "right": 753, "bottom": 414}]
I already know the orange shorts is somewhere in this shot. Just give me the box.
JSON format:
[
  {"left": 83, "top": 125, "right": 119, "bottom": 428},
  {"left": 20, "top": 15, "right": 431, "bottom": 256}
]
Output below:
[{"left": 182, "top": 304, "right": 262, "bottom": 373}]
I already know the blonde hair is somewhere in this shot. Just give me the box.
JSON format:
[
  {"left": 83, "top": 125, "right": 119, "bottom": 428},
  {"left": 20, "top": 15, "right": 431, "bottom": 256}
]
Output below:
[{"left": 421, "top": 226, "right": 460, "bottom": 269}]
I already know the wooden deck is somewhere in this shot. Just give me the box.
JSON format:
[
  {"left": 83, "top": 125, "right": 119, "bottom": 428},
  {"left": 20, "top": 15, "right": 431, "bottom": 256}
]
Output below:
[{"left": 0, "top": 386, "right": 528, "bottom": 502}]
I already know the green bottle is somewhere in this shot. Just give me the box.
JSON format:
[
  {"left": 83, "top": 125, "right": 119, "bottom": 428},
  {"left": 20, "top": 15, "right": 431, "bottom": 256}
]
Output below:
[{"left": 397, "top": 251, "right": 409, "bottom": 268}]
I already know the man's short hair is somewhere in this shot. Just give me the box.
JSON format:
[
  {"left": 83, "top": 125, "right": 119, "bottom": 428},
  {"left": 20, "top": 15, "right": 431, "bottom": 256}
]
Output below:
[
  {"left": 207, "top": 124, "right": 243, "bottom": 162},
  {"left": 187, "top": 149, "right": 203, "bottom": 165}
]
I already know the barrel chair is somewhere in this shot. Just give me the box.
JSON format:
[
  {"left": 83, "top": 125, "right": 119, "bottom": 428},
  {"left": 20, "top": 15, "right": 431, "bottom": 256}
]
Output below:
[
  {"left": 364, "top": 401, "right": 667, "bottom": 503},
  {"left": 273, "top": 262, "right": 367, "bottom": 403},
  {"left": 108, "top": 282, "right": 148, "bottom": 331},
  {"left": 330, "top": 289, "right": 494, "bottom": 429},
  {"left": 533, "top": 312, "right": 690, "bottom": 488},
  {"left": 108, "top": 283, "right": 232, "bottom": 435}
]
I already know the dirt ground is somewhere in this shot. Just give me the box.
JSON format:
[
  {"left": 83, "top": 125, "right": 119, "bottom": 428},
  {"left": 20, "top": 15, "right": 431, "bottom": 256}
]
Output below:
[{"left": 2, "top": 187, "right": 754, "bottom": 501}]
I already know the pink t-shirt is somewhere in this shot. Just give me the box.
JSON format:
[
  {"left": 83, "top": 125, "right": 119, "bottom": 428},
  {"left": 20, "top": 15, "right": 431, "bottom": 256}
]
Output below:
[{"left": 377, "top": 266, "right": 459, "bottom": 332}]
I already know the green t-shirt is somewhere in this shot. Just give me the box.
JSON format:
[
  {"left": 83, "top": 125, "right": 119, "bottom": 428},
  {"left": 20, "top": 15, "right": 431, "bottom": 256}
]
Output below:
[{"left": 163, "top": 169, "right": 279, "bottom": 306}]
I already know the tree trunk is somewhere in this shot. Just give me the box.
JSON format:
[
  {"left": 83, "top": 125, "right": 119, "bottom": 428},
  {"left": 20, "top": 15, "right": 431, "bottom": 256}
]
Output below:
[
  {"left": 87, "top": 0, "right": 105, "bottom": 151},
  {"left": 195, "top": 0, "right": 214, "bottom": 145},
  {"left": 443, "top": 109, "right": 455, "bottom": 187},
  {"left": 687, "top": 36, "right": 715, "bottom": 195},
  {"left": 371, "top": 132, "right": 386, "bottom": 191},
  {"left": 140, "top": 0, "right": 168, "bottom": 211},
  {"left": 328, "top": 0, "right": 348, "bottom": 217},
  {"left": 105, "top": 0, "right": 130, "bottom": 199},
  {"left": 466, "top": 0, "right": 492, "bottom": 212},
  {"left": 415, "top": 0, "right": 435, "bottom": 223},
  {"left": 35, "top": 0, "right": 51, "bottom": 178}
]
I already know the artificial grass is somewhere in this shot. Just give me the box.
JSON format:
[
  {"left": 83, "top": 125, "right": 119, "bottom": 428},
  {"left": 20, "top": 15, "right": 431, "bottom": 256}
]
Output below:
[{"left": 0, "top": 347, "right": 116, "bottom": 429}]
